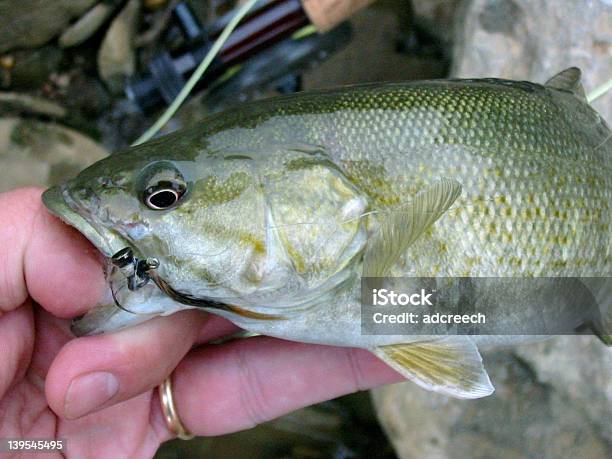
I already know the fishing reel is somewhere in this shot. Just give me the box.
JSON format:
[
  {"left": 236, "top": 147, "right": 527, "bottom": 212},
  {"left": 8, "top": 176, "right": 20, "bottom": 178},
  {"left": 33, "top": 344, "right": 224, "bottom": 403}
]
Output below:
[{"left": 125, "top": 0, "right": 353, "bottom": 112}]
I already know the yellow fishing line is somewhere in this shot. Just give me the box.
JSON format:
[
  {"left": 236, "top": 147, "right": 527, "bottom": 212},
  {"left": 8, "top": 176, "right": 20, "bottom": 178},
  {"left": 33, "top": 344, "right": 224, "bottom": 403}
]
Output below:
[
  {"left": 587, "top": 77, "right": 612, "bottom": 104},
  {"left": 292, "top": 24, "right": 317, "bottom": 40},
  {"left": 132, "top": 0, "right": 610, "bottom": 142},
  {"left": 132, "top": 0, "right": 261, "bottom": 146}
]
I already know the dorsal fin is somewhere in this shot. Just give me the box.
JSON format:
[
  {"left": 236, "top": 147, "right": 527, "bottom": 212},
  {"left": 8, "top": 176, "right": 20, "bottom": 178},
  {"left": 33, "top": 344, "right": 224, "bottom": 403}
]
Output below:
[{"left": 545, "top": 67, "right": 586, "bottom": 101}]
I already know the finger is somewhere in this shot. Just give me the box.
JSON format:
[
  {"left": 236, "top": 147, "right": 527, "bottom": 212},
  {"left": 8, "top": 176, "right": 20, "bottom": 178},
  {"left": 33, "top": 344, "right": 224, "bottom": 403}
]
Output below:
[
  {"left": 46, "top": 310, "right": 206, "bottom": 420},
  {"left": 30, "top": 308, "right": 76, "bottom": 384},
  {"left": 0, "top": 188, "right": 105, "bottom": 317},
  {"left": 196, "top": 314, "right": 242, "bottom": 344},
  {"left": 53, "top": 391, "right": 158, "bottom": 459},
  {"left": 0, "top": 303, "right": 34, "bottom": 399},
  {"left": 152, "top": 337, "right": 403, "bottom": 438}
]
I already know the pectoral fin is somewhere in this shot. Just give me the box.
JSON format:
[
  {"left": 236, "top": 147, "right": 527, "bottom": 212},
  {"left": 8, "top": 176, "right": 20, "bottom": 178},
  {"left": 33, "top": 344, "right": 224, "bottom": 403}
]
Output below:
[
  {"left": 363, "top": 178, "right": 462, "bottom": 277},
  {"left": 372, "top": 337, "right": 494, "bottom": 399}
]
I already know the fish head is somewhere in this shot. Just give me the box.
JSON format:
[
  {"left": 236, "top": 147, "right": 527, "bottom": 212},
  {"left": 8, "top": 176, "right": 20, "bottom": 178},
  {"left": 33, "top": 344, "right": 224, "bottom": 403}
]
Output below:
[
  {"left": 42, "top": 151, "right": 151, "bottom": 259},
  {"left": 42, "top": 136, "right": 369, "bottom": 330},
  {"left": 42, "top": 135, "right": 266, "bottom": 302}
]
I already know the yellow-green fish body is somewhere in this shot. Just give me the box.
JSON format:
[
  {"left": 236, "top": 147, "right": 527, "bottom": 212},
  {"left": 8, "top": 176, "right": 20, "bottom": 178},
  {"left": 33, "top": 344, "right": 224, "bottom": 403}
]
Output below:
[{"left": 43, "top": 68, "right": 611, "bottom": 398}]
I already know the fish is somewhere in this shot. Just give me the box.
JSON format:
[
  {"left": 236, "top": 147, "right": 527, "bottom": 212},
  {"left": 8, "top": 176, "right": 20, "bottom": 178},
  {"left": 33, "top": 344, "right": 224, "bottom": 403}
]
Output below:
[{"left": 42, "top": 67, "right": 611, "bottom": 399}]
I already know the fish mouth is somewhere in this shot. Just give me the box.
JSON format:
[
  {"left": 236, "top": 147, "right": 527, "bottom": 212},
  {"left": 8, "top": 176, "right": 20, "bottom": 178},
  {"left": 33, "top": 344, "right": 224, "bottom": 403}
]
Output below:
[
  {"left": 42, "top": 185, "right": 130, "bottom": 258},
  {"left": 43, "top": 186, "right": 282, "bottom": 323}
]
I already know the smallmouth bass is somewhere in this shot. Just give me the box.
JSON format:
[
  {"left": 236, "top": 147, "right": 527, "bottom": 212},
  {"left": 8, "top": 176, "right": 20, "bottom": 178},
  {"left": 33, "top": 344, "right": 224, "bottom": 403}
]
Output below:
[{"left": 43, "top": 67, "right": 611, "bottom": 398}]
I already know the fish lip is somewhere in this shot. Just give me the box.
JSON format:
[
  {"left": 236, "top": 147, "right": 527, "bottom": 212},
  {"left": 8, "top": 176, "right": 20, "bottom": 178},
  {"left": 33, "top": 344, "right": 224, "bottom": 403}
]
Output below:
[{"left": 42, "top": 184, "right": 129, "bottom": 258}]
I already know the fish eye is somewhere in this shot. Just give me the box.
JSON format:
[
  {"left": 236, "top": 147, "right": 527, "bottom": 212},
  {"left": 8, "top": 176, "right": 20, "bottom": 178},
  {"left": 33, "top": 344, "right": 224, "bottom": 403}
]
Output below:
[
  {"left": 143, "top": 180, "right": 186, "bottom": 210},
  {"left": 138, "top": 162, "right": 188, "bottom": 211}
]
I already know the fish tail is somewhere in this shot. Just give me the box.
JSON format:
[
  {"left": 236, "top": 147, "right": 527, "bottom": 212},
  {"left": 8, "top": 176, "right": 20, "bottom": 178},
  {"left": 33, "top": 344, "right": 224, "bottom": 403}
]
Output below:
[
  {"left": 608, "top": 253, "right": 612, "bottom": 344},
  {"left": 596, "top": 297, "right": 612, "bottom": 346},
  {"left": 582, "top": 277, "right": 612, "bottom": 346}
]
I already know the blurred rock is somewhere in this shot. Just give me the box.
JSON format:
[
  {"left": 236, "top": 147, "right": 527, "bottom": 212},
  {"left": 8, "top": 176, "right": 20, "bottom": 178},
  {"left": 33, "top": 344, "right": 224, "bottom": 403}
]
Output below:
[
  {"left": 59, "top": 2, "right": 118, "bottom": 48},
  {"left": 144, "top": 0, "right": 168, "bottom": 10},
  {"left": 303, "top": 7, "right": 446, "bottom": 90},
  {"left": 373, "top": 339, "right": 612, "bottom": 459},
  {"left": 65, "top": 74, "right": 112, "bottom": 118},
  {"left": 411, "top": 0, "right": 461, "bottom": 44},
  {"left": 0, "top": 93, "right": 66, "bottom": 118},
  {"left": 0, "top": 117, "right": 108, "bottom": 192},
  {"left": 0, "top": 0, "right": 97, "bottom": 53},
  {"left": 451, "top": 0, "right": 612, "bottom": 122},
  {"left": 514, "top": 337, "right": 612, "bottom": 444},
  {"left": 373, "top": 3, "right": 612, "bottom": 458},
  {"left": 1, "top": 46, "right": 62, "bottom": 89},
  {"left": 155, "top": 392, "right": 395, "bottom": 459},
  {"left": 98, "top": 0, "right": 141, "bottom": 93}
]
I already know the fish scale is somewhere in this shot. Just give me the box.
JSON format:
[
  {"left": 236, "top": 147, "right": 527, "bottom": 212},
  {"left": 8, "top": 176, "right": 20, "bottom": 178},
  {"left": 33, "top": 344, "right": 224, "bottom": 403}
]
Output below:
[
  {"left": 43, "top": 70, "right": 612, "bottom": 398},
  {"left": 198, "top": 80, "right": 610, "bottom": 277}
]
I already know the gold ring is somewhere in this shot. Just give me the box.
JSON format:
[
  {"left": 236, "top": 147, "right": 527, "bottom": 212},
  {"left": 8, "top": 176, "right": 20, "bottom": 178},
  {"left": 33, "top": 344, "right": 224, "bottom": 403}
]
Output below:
[{"left": 158, "top": 374, "right": 194, "bottom": 440}]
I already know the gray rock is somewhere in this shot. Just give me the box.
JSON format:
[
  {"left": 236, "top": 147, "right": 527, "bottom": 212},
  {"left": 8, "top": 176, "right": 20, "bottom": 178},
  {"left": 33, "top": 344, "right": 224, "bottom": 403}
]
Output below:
[
  {"left": 451, "top": 0, "right": 612, "bottom": 122},
  {"left": 373, "top": 340, "right": 612, "bottom": 459},
  {"left": 372, "top": 1, "right": 612, "bottom": 458},
  {"left": 0, "top": 0, "right": 97, "bottom": 53},
  {"left": 0, "top": 117, "right": 108, "bottom": 192},
  {"left": 0, "top": 92, "right": 66, "bottom": 118},
  {"left": 59, "top": 2, "right": 118, "bottom": 48},
  {"left": 514, "top": 337, "right": 612, "bottom": 444},
  {"left": 97, "top": 0, "right": 141, "bottom": 93},
  {"left": 2, "top": 46, "right": 62, "bottom": 90},
  {"left": 412, "top": 0, "right": 462, "bottom": 44}
]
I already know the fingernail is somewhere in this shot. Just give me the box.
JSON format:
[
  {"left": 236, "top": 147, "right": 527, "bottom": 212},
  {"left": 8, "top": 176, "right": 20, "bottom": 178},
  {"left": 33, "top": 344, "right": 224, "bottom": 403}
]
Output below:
[{"left": 64, "top": 371, "right": 119, "bottom": 419}]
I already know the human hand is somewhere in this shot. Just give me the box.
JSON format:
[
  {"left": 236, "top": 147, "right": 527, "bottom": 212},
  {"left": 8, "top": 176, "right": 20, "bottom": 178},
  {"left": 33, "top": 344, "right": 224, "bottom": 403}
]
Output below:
[{"left": 0, "top": 188, "right": 402, "bottom": 458}]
